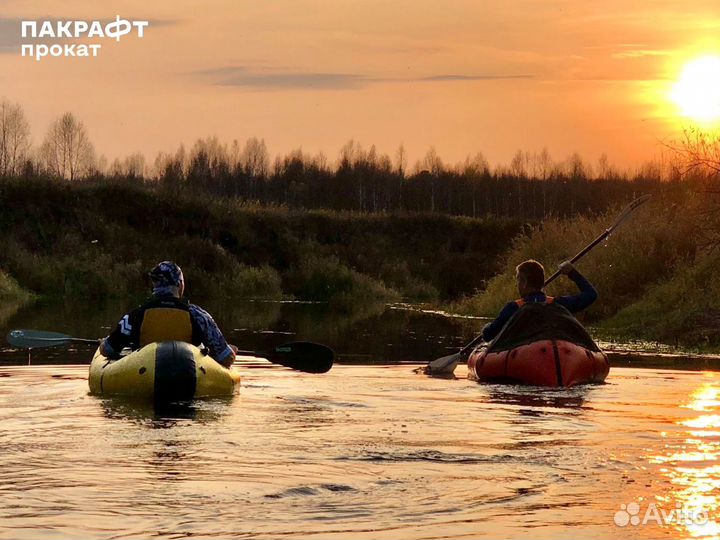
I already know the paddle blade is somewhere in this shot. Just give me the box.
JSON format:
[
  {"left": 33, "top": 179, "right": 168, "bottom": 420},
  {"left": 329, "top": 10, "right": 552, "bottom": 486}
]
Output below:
[
  {"left": 424, "top": 352, "right": 461, "bottom": 376},
  {"left": 264, "top": 342, "right": 334, "bottom": 373},
  {"left": 6, "top": 329, "right": 71, "bottom": 349},
  {"left": 610, "top": 194, "right": 652, "bottom": 231}
]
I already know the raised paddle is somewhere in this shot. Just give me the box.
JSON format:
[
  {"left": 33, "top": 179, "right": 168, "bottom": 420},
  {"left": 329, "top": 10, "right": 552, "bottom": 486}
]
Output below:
[
  {"left": 542, "top": 194, "right": 652, "bottom": 287},
  {"left": 423, "top": 194, "right": 652, "bottom": 376},
  {"left": 6, "top": 330, "right": 335, "bottom": 374}
]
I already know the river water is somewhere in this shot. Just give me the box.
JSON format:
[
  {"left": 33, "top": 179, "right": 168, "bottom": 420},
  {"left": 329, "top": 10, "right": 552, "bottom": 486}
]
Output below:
[
  {"left": 0, "top": 299, "right": 479, "bottom": 366},
  {"left": 1, "top": 301, "right": 720, "bottom": 538}
]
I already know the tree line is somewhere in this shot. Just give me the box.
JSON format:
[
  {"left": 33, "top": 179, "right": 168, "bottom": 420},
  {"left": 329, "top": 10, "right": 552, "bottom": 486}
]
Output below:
[{"left": 1, "top": 97, "right": 705, "bottom": 220}]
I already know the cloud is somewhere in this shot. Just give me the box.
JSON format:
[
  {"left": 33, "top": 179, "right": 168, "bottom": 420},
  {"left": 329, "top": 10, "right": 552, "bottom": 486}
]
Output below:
[
  {"left": 582, "top": 43, "right": 672, "bottom": 59},
  {"left": 196, "top": 66, "right": 534, "bottom": 90},
  {"left": 419, "top": 74, "right": 533, "bottom": 82},
  {"left": 611, "top": 49, "right": 671, "bottom": 59},
  {"left": 198, "top": 67, "right": 365, "bottom": 89},
  {"left": 0, "top": 18, "right": 22, "bottom": 51}
]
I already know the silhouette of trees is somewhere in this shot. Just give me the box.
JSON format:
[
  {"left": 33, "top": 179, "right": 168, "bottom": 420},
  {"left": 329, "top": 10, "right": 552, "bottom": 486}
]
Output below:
[
  {"left": 671, "top": 128, "right": 720, "bottom": 176},
  {"left": 109, "top": 152, "right": 145, "bottom": 178},
  {"left": 0, "top": 96, "right": 672, "bottom": 220},
  {"left": 0, "top": 100, "right": 30, "bottom": 177},
  {"left": 119, "top": 136, "right": 664, "bottom": 220},
  {"left": 668, "top": 127, "right": 720, "bottom": 248},
  {"left": 40, "top": 112, "right": 95, "bottom": 180}
]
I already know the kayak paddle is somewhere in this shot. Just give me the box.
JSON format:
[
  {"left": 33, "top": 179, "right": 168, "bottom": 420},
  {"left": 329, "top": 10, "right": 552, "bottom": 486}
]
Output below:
[
  {"left": 6, "top": 329, "right": 99, "bottom": 348},
  {"left": 542, "top": 194, "right": 652, "bottom": 287},
  {"left": 423, "top": 194, "right": 652, "bottom": 376},
  {"left": 6, "top": 329, "right": 334, "bottom": 374},
  {"left": 235, "top": 342, "right": 334, "bottom": 374}
]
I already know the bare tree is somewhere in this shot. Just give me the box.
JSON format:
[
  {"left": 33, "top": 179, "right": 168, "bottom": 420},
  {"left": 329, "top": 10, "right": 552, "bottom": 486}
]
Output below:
[
  {"left": 597, "top": 153, "right": 611, "bottom": 179},
  {"left": 510, "top": 149, "right": 528, "bottom": 179},
  {"left": 240, "top": 137, "right": 269, "bottom": 178},
  {"left": 95, "top": 154, "right": 108, "bottom": 175},
  {"left": 339, "top": 139, "right": 357, "bottom": 168},
  {"left": 565, "top": 152, "right": 592, "bottom": 180},
  {"left": 0, "top": 99, "right": 31, "bottom": 176},
  {"left": 665, "top": 128, "right": 720, "bottom": 249},
  {"left": 395, "top": 144, "right": 407, "bottom": 176},
  {"left": 108, "top": 157, "right": 123, "bottom": 176},
  {"left": 40, "top": 112, "right": 95, "bottom": 180},
  {"left": 109, "top": 154, "right": 145, "bottom": 178},
  {"left": 536, "top": 148, "right": 552, "bottom": 181},
  {"left": 313, "top": 151, "right": 329, "bottom": 171},
  {"left": 124, "top": 152, "right": 146, "bottom": 178},
  {"left": 462, "top": 152, "right": 489, "bottom": 218},
  {"left": 669, "top": 128, "right": 720, "bottom": 177},
  {"left": 419, "top": 147, "right": 443, "bottom": 175}
]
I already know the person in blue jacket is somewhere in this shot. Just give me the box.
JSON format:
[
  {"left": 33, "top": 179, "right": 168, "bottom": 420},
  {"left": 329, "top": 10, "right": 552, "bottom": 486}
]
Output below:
[
  {"left": 482, "top": 259, "right": 598, "bottom": 342},
  {"left": 99, "top": 261, "right": 236, "bottom": 367}
]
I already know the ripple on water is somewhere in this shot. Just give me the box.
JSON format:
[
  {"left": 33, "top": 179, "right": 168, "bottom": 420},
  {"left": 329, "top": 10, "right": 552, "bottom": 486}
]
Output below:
[
  {"left": 339, "top": 448, "right": 520, "bottom": 464},
  {"left": 0, "top": 365, "right": 718, "bottom": 539}
]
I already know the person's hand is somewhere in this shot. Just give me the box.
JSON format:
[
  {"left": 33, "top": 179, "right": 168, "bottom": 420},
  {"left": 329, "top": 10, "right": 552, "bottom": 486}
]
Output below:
[
  {"left": 559, "top": 261, "right": 575, "bottom": 275},
  {"left": 219, "top": 345, "right": 238, "bottom": 368}
]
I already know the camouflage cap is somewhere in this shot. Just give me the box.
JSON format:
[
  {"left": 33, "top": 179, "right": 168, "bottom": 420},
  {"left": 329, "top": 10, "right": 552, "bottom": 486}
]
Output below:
[{"left": 149, "top": 261, "right": 184, "bottom": 287}]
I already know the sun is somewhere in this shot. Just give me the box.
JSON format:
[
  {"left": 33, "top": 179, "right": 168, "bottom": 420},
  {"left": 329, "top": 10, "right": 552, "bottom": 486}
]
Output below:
[{"left": 671, "top": 55, "right": 720, "bottom": 123}]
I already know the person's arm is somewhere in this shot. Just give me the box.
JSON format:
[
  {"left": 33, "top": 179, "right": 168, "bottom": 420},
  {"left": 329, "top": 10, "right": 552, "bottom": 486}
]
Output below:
[
  {"left": 554, "top": 262, "right": 598, "bottom": 313},
  {"left": 100, "top": 311, "right": 138, "bottom": 358},
  {"left": 189, "top": 305, "right": 236, "bottom": 367},
  {"left": 482, "top": 302, "right": 519, "bottom": 342}
]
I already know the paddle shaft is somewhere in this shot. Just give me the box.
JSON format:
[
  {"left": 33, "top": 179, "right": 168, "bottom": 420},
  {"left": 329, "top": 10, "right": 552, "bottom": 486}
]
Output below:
[
  {"left": 458, "top": 335, "right": 485, "bottom": 358},
  {"left": 8, "top": 330, "right": 333, "bottom": 373},
  {"left": 235, "top": 350, "right": 265, "bottom": 357},
  {"left": 6, "top": 329, "right": 100, "bottom": 348},
  {"left": 543, "top": 227, "right": 610, "bottom": 287},
  {"left": 26, "top": 337, "right": 99, "bottom": 344}
]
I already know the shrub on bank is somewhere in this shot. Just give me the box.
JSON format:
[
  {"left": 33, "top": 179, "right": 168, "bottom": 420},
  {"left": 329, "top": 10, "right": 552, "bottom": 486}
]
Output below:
[
  {"left": 0, "top": 269, "right": 32, "bottom": 301},
  {"left": 288, "top": 255, "right": 400, "bottom": 310},
  {"left": 453, "top": 194, "right": 698, "bottom": 323},
  {"left": 0, "top": 176, "right": 519, "bottom": 303},
  {"left": 600, "top": 251, "right": 720, "bottom": 347},
  {"left": 189, "top": 263, "right": 283, "bottom": 300}
]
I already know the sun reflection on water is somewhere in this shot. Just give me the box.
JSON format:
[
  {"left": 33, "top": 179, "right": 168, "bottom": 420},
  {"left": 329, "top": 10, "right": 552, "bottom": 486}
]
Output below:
[{"left": 650, "top": 379, "right": 720, "bottom": 538}]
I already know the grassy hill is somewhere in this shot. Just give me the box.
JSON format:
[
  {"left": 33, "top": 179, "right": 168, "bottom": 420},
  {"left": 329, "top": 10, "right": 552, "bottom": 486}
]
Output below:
[{"left": 0, "top": 176, "right": 521, "bottom": 310}]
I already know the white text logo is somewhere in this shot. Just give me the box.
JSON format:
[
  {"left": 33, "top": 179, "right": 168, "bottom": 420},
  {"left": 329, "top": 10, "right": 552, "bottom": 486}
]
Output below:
[{"left": 20, "top": 16, "right": 149, "bottom": 61}]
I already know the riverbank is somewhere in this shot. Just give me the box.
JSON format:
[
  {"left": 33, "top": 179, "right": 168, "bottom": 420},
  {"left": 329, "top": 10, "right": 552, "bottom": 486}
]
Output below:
[
  {"left": 0, "top": 176, "right": 521, "bottom": 309},
  {"left": 452, "top": 185, "right": 719, "bottom": 349},
  {"left": 0, "top": 270, "right": 33, "bottom": 329},
  {"left": 2, "top": 176, "right": 715, "bottom": 350}
]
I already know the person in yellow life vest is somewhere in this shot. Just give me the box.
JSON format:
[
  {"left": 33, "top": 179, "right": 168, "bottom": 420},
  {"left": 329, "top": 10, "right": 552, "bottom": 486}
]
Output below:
[
  {"left": 481, "top": 259, "right": 598, "bottom": 342},
  {"left": 99, "top": 261, "right": 237, "bottom": 367}
]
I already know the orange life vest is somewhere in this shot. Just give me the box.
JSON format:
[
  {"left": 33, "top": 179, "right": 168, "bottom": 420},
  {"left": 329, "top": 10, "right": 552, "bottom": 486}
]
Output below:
[{"left": 515, "top": 296, "right": 554, "bottom": 307}]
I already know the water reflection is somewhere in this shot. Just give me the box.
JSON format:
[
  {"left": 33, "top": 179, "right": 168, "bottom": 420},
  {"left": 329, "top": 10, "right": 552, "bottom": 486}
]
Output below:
[
  {"left": 0, "top": 298, "right": 25, "bottom": 329},
  {"left": 3, "top": 365, "right": 720, "bottom": 539},
  {"left": 96, "top": 396, "right": 236, "bottom": 486},
  {"left": 0, "top": 299, "right": 483, "bottom": 366},
  {"left": 483, "top": 384, "right": 593, "bottom": 410},
  {"left": 97, "top": 396, "right": 232, "bottom": 426},
  {"left": 210, "top": 299, "right": 282, "bottom": 332},
  {"left": 649, "top": 376, "right": 720, "bottom": 538}
]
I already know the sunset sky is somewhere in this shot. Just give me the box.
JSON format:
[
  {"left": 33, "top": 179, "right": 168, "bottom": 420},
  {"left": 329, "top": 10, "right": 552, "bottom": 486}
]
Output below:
[{"left": 1, "top": 0, "right": 719, "bottom": 170}]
